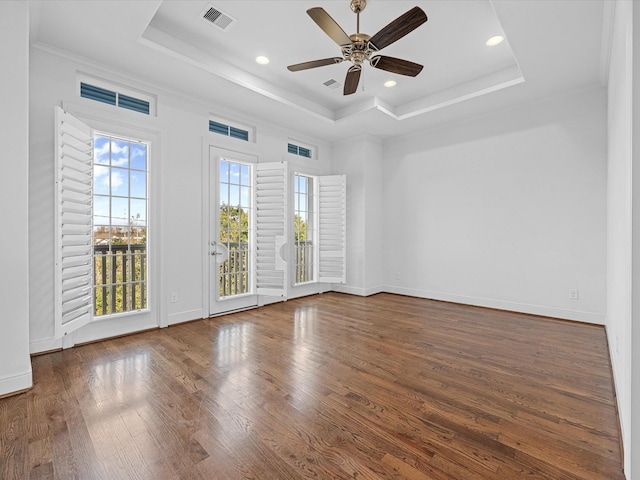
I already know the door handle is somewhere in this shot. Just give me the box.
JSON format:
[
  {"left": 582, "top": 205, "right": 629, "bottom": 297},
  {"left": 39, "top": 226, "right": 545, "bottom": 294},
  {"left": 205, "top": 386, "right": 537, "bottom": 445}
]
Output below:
[{"left": 211, "top": 251, "right": 222, "bottom": 256}]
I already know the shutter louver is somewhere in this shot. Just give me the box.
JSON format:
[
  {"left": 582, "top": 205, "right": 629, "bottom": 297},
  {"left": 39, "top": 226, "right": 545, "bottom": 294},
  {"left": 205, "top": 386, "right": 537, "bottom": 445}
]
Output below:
[
  {"left": 255, "top": 162, "right": 288, "bottom": 296},
  {"left": 55, "top": 107, "right": 94, "bottom": 338},
  {"left": 318, "top": 175, "right": 346, "bottom": 283}
]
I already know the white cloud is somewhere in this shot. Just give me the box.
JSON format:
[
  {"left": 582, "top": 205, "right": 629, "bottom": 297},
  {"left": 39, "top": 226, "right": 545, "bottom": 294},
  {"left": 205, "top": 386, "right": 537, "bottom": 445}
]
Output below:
[
  {"left": 93, "top": 138, "right": 129, "bottom": 166},
  {"left": 94, "top": 165, "right": 109, "bottom": 179},
  {"left": 109, "top": 170, "right": 124, "bottom": 190}
]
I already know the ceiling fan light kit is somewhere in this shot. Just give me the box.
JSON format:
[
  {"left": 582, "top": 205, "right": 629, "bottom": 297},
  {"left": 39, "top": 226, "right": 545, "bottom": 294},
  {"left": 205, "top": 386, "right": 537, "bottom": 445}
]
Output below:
[{"left": 287, "top": 0, "right": 428, "bottom": 95}]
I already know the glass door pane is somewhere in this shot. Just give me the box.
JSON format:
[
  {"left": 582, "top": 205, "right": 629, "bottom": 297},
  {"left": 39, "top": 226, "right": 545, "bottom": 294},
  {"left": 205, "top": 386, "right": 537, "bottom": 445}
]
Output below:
[{"left": 218, "top": 159, "right": 252, "bottom": 298}]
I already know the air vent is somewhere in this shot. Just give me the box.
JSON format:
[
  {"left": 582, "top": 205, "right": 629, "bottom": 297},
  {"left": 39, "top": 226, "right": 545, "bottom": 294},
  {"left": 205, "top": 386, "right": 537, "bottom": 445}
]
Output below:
[
  {"left": 323, "top": 79, "right": 341, "bottom": 90},
  {"left": 201, "top": 5, "right": 236, "bottom": 31}
]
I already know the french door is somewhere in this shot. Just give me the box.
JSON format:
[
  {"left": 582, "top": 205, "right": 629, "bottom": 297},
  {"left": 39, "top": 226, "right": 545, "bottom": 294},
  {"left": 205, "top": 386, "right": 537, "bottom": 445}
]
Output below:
[
  {"left": 209, "top": 149, "right": 258, "bottom": 315},
  {"left": 206, "top": 146, "right": 344, "bottom": 316}
]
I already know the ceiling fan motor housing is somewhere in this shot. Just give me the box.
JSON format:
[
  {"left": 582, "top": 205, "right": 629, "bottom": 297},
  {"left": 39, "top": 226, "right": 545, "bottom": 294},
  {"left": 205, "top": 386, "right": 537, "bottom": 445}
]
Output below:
[{"left": 342, "top": 33, "right": 372, "bottom": 66}]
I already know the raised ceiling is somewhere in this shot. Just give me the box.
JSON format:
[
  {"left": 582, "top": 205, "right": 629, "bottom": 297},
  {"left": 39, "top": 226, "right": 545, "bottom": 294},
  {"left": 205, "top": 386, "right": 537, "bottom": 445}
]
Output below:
[{"left": 29, "top": 0, "right": 610, "bottom": 142}]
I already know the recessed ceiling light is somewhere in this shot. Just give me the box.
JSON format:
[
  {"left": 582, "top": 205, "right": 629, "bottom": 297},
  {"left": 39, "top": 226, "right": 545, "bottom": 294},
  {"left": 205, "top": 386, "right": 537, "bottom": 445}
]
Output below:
[
  {"left": 384, "top": 80, "right": 397, "bottom": 88},
  {"left": 255, "top": 56, "right": 270, "bottom": 65},
  {"left": 485, "top": 35, "right": 504, "bottom": 47}
]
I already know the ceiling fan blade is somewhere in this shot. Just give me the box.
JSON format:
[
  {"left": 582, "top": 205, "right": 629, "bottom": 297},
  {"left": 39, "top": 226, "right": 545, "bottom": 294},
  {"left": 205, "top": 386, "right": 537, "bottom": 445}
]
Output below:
[
  {"left": 368, "top": 6, "right": 428, "bottom": 51},
  {"left": 344, "top": 66, "right": 361, "bottom": 95},
  {"left": 307, "top": 7, "right": 353, "bottom": 47},
  {"left": 370, "top": 56, "right": 423, "bottom": 77},
  {"left": 288, "top": 57, "right": 344, "bottom": 72}
]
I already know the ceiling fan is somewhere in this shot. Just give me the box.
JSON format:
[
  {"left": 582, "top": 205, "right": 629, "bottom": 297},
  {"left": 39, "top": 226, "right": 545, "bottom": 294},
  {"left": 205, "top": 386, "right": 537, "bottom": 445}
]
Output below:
[{"left": 287, "top": 0, "right": 428, "bottom": 95}]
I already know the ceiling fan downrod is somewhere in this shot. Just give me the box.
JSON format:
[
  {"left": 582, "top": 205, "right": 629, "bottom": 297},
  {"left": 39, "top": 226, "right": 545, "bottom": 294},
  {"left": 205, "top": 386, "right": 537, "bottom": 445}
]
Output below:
[{"left": 350, "top": 0, "right": 366, "bottom": 33}]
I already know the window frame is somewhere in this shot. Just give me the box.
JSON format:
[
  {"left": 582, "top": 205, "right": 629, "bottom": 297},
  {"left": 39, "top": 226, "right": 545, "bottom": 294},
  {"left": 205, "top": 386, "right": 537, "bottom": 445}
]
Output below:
[
  {"left": 60, "top": 100, "right": 161, "bottom": 331},
  {"left": 92, "top": 130, "right": 150, "bottom": 318},
  {"left": 293, "top": 172, "right": 318, "bottom": 285}
]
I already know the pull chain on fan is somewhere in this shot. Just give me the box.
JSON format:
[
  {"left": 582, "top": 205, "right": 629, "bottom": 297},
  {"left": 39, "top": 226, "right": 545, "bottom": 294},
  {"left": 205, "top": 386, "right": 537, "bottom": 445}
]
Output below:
[{"left": 287, "top": 0, "right": 428, "bottom": 95}]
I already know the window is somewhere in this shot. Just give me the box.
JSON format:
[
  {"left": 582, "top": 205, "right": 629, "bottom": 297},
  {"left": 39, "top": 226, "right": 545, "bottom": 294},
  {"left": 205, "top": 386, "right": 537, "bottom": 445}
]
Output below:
[
  {"left": 292, "top": 173, "right": 347, "bottom": 286},
  {"left": 79, "top": 81, "right": 153, "bottom": 115},
  {"left": 209, "top": 119, "right": 251, "bottom": 142},
  {"left": 288, "top": 142, "right": 314, "bottom": 159},
  {"left": 294, "top": 174, "right": 316, "bottom": 284},
  {"left": 218, "top": 159, "right": 252, "bottom": 297},
  {"left": 93, "top": 133, "right": 149, "bottom": 316},
  {"left": 55, "top": 106, "right": 156, "bottom": 338}
]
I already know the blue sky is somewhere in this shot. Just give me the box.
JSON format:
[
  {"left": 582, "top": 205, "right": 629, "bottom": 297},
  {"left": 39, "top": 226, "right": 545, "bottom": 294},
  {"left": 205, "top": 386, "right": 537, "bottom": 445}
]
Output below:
[{"left": 93, "top": 135, "right": 148, "bottom": 227}]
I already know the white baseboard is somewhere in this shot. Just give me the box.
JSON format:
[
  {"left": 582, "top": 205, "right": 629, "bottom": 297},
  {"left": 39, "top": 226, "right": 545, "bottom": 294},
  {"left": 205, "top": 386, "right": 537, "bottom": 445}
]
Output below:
[
  {"left": 168, "top": 309, "right": 204, "bottom": 326},
  {"left": 383, "top": 285, "right": 605, "bottom": 324},
  {"left": 0, "top": 369, "right": 33, "bottom": 396},
  {"left": 73, "top": 314, "right": 159, "bottom": 346},
  {"left": 30, "top": 337, "right": 63, "bottom": 355},
  {"left": 330, "top": 284, "right": 384, "bottom": 297}
]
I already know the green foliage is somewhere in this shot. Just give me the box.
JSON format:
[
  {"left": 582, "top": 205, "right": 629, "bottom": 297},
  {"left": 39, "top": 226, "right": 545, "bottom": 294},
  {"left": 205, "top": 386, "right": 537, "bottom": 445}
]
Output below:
[
  {"left": 219, "top": 203, "right": 249, "bottom": 243},
  {"left": 94, "top": 249, "right": 146, "bottom": 316},
  {"left": 294, "top": 214, "right": 307, "bottom": 242}
]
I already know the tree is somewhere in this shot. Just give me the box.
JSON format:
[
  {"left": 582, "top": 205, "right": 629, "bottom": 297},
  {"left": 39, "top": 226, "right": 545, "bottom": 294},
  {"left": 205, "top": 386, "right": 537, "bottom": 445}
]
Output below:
[
  {"left": 294, "top": 214, "right": 307, "bottom": 242},
  {"left": 219, "top": 203, "right": 249, "bottom": 243}
]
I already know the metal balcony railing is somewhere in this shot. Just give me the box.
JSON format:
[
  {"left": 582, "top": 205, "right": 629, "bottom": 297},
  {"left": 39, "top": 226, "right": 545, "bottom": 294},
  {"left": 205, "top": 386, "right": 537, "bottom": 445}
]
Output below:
[
  {"left": 294, "top": 241, "right": 314, "bottom": 284},
  {"left": 218, "top": 241, "right": 315, "bottom": 295},
  {"left": 92, "top": 240, "right": 314, "bottom": 313},
  {"left": 219, "top": 242, "right": 249, "bottom": 297},
  {"left": 94, "top": 244, "right": 146, "bottom": 316}
]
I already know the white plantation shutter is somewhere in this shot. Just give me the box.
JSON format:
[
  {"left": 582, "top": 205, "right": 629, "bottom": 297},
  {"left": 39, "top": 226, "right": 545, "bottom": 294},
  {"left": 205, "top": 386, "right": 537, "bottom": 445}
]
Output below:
[
  {"left": 54, "top": 107, "right": 94, "bottom": 337},
  {"left": 318, "top": 175, "right": 346, "bottom": 284},
  {"left": 255, "top": 162, "right": 288, "bottom": 296}
]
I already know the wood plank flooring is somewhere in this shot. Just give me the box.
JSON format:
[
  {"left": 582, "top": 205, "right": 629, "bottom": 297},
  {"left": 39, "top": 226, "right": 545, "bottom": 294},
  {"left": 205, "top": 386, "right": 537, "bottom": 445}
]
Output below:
[{"left": 0, "top": 293, "right": 626, "bottom": 479}]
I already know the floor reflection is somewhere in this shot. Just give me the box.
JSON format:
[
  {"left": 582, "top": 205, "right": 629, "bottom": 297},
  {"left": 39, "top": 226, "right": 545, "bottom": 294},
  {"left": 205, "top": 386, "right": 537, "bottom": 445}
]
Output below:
[
  {"left": 294, "top": 305, "right": 317, "bottom": 342},
  {"left": 91, "top": 351, "right": 150, "bottom": 407},
  {"left": 215, "top": 322, "right": 253, "bottom": 367},
  {"left": 290, "top": 306, "right": 319, "bottom": 410}
]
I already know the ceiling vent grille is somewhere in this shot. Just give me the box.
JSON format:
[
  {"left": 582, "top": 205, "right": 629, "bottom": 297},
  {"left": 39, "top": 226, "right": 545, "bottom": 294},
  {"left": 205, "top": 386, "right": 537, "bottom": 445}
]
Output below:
[
  {"left": 201, "top": 5, "right": 236, "bottom": 31},
  {"left": 323, "top": 79, "right": 341, "bottom": 90}
]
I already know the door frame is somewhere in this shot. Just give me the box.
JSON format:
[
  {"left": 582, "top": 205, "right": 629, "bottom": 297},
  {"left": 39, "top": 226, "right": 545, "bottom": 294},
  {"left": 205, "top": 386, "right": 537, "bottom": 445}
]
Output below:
[{"left": 203, "top": 143, "right": 259, "bottom": 316}]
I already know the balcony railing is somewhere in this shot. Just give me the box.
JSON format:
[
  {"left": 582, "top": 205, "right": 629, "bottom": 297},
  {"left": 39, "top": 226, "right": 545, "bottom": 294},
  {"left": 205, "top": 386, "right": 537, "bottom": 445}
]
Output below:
[
  {"left": 92, "top": 241, "right": 313, "bottom": 312},
  {"left": 218, "top": 241, "right": 314, "bottom": 296},
  {"left": 94, "top": 244, "right": 146, "bottom": 316},
  {"left": 294, "top": 240, "right": 314, "bottom": 284},
  {"left": 219, "top": 242, "right": 249, "bottom": 297}
]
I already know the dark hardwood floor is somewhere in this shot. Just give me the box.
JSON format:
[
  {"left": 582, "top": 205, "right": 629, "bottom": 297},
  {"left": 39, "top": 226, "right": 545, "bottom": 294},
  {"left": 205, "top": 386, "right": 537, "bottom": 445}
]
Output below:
[{"left": 0, "top": 293, "right": 625, "bottom": 479}]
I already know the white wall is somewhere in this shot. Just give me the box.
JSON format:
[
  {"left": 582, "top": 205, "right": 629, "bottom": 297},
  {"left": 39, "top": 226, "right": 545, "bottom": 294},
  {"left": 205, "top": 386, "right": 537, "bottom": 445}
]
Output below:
[
  {"left": 0, "top": 2, "right": 32, "bottom": 395},
  {"left": 28, "top": 46, "right": 333, "bottom": 352},
  {"left": 632, "top": 1, "right": 640, "bottom": 471},
  {"left": 332, "top": 135, "right": 384, "bottom": 296},
  {"left": 607, "top": 1, "right": 640, "bottom": 477},
  {"left": 363, "top": 139, "right": 384, "bottom": 294},
  {"left": 606, "top": 1, "right": 633, "bottom": 476},
  {"left": 382, "top": 87, "right": 607, "bottom": 324}
]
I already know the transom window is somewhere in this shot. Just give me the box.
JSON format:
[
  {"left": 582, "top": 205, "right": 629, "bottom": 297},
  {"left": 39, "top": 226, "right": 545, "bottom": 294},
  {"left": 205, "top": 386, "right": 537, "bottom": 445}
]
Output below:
[
  {"left": 288, "top": 140, "right": 314, "bottom": 159},
  {"left": 294, "top": 174, "right": 316, "bottom": 284},
  {"left": 93, "top": 133, "right": 149, "bottom": 316}
]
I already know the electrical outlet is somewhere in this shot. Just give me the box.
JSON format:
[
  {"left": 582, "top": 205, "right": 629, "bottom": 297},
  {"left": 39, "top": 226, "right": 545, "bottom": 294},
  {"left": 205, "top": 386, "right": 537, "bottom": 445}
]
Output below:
[
  {"left": 568, "top": 288, "right": 579, "bottom": 300},
  {"left": 170, "top": 292, "right": 178, "bottom": 303}
]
